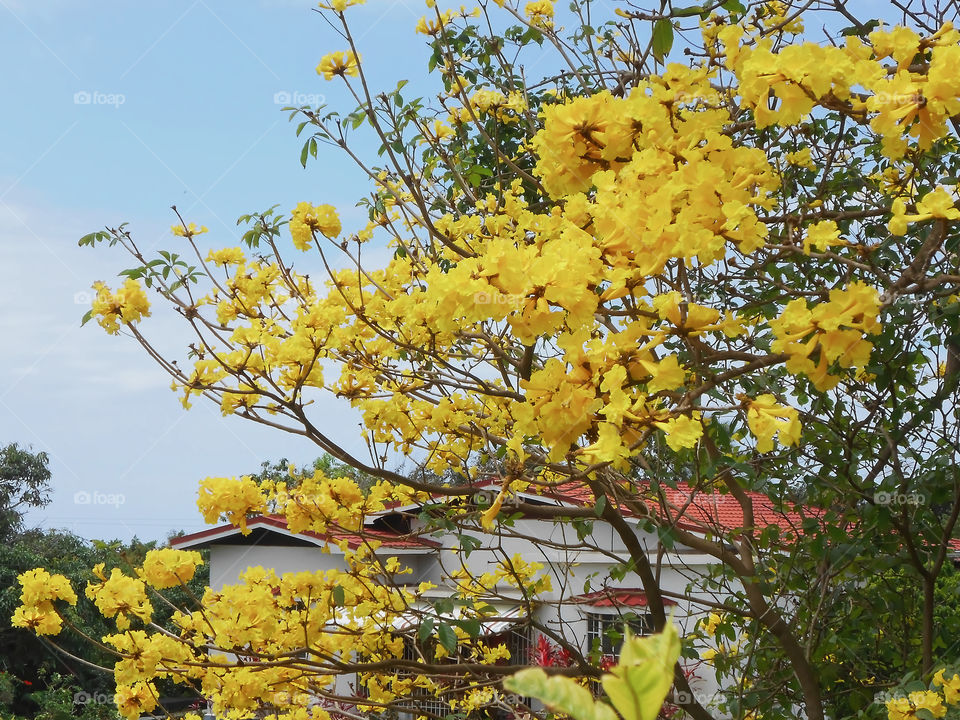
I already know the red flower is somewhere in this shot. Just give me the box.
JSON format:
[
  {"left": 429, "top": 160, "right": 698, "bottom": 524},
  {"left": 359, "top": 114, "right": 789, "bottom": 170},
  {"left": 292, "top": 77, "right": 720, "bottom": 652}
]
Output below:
[{"left": 530, "top": 635, "right": 557, "bottom": 667}]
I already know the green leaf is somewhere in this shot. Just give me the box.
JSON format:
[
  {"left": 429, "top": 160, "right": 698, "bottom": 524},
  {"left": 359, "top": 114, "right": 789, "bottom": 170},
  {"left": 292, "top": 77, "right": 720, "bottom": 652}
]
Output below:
[
  {"left": 651, "top": 19, "right": 674, "bottom": 62},
  {"left": 332, "top": 585, "right": 345, "bottom": 606},
  {"left": 504, "top": 670, "right": 618, "bottom": 720},
  {"left": 80, "top": 309, "right": 94, "bottom": 327},
  {"left": 459, "top": 534, "right": 483, "bottom": 557},
  {"left": 418, "top": 618, "right": 434, "bottom": 643},
  {"left": 721, "top": 0, "right": 746, "bottom": 13},
  {"left": 78, "top": 231, "right": 105, "bottom": 247},
  {"left": 672, "top": 5, "right": 702, "bottom": 17},
  {"left": 573, "top": 518, "right": 594, "bottom": 541},
  {"left": 601, "top": 622, "right": 681, "bottom": 720},
  {"left": 437, "top": 623, "right": 457, "bottom": 654},
  {"left": 456, "top": 618, "right": 481, "bottom": 639}
]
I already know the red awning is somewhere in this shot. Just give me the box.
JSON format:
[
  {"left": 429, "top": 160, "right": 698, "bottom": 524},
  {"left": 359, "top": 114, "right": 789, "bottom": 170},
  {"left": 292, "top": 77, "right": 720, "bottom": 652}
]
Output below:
[{"left": 569, "top": 589, "right": 677, "bottom": 608}]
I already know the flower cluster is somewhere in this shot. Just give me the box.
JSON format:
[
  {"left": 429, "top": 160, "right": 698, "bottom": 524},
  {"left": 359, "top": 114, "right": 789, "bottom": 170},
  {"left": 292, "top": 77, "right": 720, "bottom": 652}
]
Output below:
[
  {"left": 90, "top": 278, "right": 151, "bottom": 335},
  {"left": 10, "top": 569, "right": 77, "bottom": 636}
]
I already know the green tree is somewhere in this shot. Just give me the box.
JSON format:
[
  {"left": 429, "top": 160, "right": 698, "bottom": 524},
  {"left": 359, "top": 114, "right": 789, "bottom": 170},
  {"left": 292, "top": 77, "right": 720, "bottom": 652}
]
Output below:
[{"left": 0, "top": 443, "right": 52, "bottom": 541}]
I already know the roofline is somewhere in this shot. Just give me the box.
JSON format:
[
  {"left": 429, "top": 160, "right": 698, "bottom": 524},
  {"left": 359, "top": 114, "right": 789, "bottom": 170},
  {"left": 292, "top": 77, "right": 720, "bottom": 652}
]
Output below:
[
  {"left": 170, "top": 515, "right": 441, "bottom": 552},
  {"left": 170, "top": 517, "right": 326, "bottom": 549}
]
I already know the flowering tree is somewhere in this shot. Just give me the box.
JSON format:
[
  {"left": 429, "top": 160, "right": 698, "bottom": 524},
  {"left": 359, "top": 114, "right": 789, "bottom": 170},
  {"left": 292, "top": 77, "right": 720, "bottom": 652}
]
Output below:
[{"left": 14, "top": 1, "right": 960, "bottom": 719}]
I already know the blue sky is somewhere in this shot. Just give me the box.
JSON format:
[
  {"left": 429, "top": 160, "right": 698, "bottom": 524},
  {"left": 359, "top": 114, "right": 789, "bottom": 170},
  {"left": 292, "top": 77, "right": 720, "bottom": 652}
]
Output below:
[{"left": 0, "top": 0, "right": 434, "bottom": 542}]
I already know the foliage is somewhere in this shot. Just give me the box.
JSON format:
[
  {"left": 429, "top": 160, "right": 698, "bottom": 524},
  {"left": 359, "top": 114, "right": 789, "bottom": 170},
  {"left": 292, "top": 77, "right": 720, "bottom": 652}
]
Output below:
[
  {"left": 0, "top": 443, "right": 52, "bottom": 541},
  {"left": 1, "top": 527, "right": 209, "bottom": 719},
  {"left": 26, "top": 1, "right": 960, "bottom": 720},
  {"left": 249, "top": 453, "right": 380, "bottom": 491}
]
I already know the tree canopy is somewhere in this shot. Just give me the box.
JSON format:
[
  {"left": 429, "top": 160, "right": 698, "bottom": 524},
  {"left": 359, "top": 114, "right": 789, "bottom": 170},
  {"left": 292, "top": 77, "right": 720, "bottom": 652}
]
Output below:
[
  {"left": 0, "top": 442, "right": 52, "bottom": 541},
  {"left": 17, "top": 1, "right": 960, "bottom": 719}
]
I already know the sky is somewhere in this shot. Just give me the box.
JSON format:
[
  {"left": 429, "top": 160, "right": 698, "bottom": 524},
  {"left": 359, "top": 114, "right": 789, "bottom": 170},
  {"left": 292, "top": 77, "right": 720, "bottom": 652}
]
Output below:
[{"left": 0, "top": 0, "right": 438, "bottom": 543}]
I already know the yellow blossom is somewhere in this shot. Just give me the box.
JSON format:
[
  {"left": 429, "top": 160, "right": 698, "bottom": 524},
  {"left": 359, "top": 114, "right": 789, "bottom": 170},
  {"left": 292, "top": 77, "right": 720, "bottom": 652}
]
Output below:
[
  {"left": 90, "top": 278, "right": 151, "bottom": 335},
  {"left": 138, "top": 548, "right": 204, "bottom": 589},
  {"left": 85, "top": 565, "right": 153, "bottom": 630},
  {"left": 290, "top": 201, "right": 342, "bottom": 250},
  {"left": 171, "top": 222, "right": 208, "bottom": 237},
  {"left": 206, "top": 247, "right": 245, "bottom": 266},
  {"left": 785, "top": 147, "right": 815, "bottom": 170},
  {"left": 654, "top": 413, "right": 704, "bottom": 451},
  {"left": 803, "top": 220, "right": 844, "bottom": 254},
  {"left": 746, "top": 394, "right": 801, "bottom": 453},
  {"left": 318, "top": 0, "right": 365, "bottom": 11},
  {"left": 316, "top": 50, "right": 360, "bottom": 81}
]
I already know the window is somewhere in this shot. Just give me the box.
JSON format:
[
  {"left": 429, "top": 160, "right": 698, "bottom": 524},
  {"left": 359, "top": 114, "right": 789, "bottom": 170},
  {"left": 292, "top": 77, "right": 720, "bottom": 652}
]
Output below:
[{"left": 586, "top": 611, "right": 653, "bottom": 657}]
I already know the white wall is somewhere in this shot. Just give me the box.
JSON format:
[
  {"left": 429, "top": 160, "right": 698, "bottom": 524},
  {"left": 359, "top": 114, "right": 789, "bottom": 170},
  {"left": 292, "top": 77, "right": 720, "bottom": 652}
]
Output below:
[{"left": 208, "top": 544, "right": 348, "bottom": 589}]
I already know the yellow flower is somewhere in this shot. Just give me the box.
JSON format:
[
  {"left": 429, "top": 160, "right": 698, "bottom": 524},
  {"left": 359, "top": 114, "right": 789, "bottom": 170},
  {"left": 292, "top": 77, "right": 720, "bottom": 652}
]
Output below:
[
  {"left": 886, "top": 696, "right": 913, "bottom": 720},
  {"left": 525, "top": 0, "right": 554, "bottom": 28},
  {"left": 316, "top": 50, "right": 360, "bottom": 81},
  {"left": 889, "top": 187, "right": 960, "bottom": 236},
  {"left": 580, "top": 421, "right": 632, "bottom": 466},
  {"left": 430, "top": 120, "right": 454, "bottom": 141},
  {"left": 16, "top": 568, "right": 77, "bottom": 606},
  {"left": 197, "top": 475, "right": 267, "bottom": 534},
  {"left": 114, "top": 682, "right": 158, "bottom": 720},
  {"left": 85, "top": 565, "right": 153, "bottom": 630},
  {"left": 933, "top": 669, "right": 960, "bottom": 704},
  {"left": 869, "top": 24, "right": 922, "bottom": 68},
  {"left": 654, "top": 413, "right": 704, "bottom": 452},
  {"left": 909, "top": 690, "right": 947, "bottom": 718},
  {"left": 11, "top": 604, "right": 65, "bottom": 635},
  {"left": 480, "top": 486, "right": 507, "bottom": 531},
  {"left": 91, "top": 278, "right": 151, "bottom": 335},
  {"left": 171, "top": 222, "right": 208, "bottom": 238},
  {"left": 700, "top": 612, "right": 722, "bottom": 636},
  {"left": 745, "top": 394, "right": 801, "bottom": 453},
  {"left": 785, "top": 147, "right": 816, "bottom": 170},
  {"left": 318, "top": 0, "right": 365, "bottom": 11},
  {"left": 756, "top": 1, "right": 803, "bottom": 34},
  {"left": 138, "top": 548, "right": 204, "bottom": 589},
  {"left": 206, "top": 247, "right": 245, "bottom": 266},
  {"left": 289, "top": 201, "right": 342, "bottom": 250},
  {"left": 803, "top": 220, "right": 844, "bottom": 254}
]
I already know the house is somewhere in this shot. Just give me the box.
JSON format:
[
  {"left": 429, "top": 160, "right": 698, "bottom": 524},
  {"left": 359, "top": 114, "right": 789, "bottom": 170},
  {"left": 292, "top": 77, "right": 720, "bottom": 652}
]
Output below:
[{"left": 170, "top": 479, "right": 815, "bottom": 715}]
